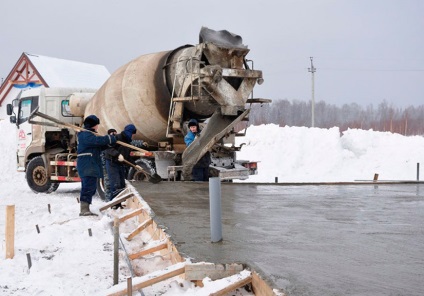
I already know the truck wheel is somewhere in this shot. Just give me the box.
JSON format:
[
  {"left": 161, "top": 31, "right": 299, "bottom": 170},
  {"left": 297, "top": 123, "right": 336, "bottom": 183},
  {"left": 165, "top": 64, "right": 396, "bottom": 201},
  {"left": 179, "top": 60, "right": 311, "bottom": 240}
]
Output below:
[
  {"left": 127, "top": 167, "right": 147, "bottom": 182},
  {"left": 96, "top": 178, "right": 107, "bottom": 201},
  {"left": 127, "top": 159, "right": 156, "bottom": 182},
  {"left": 26, "top": 156, "right": 60, "bottom": 194}
]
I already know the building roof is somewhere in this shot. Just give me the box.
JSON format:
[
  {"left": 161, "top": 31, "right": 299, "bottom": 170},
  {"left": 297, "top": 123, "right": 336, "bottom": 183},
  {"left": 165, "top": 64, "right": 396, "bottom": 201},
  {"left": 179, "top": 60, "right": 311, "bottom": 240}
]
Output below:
[
  {"left": 26, "top": 53, "right": 110, "bottom": 88},
  {"left": 0, "top": 52, "right": 110, "bottom": 106}
]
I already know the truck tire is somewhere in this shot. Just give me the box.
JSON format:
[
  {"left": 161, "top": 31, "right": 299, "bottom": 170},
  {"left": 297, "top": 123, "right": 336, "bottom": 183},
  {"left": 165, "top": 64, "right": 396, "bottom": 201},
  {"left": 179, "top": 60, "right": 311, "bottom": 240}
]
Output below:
[
  {"left": 127, "top": 159, "right": 156, "bottom": 182},
  {"left": 26, "top": 156, "right": 60, "bottom": 194},
  {"left": 96, "top": 178, "right": 107, "bottom": 201}
]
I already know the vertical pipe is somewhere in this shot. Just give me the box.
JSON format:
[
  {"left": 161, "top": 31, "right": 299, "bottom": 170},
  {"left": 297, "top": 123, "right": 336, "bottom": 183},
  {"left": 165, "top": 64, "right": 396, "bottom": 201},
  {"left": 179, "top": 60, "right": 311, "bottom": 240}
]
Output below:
[
  {"left": 275, "top": 177, "right": 278, "bottom": 183},
  {"left": 5, "top": 205, "right": 15, "bottom": 259},
  {"left": 209, "top": 177, "right": 222, "bottom": 243},
  {"left": 113, "top": 218, "right": 119, "bottom": 285},
  {"left": 417, "top": 163, "right": 420, "bottom": 181}
]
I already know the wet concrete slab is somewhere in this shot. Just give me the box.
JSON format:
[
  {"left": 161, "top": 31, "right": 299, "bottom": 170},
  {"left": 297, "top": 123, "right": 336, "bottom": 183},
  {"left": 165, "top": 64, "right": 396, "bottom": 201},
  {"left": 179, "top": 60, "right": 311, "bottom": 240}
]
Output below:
[{"left": 131, "top": 181, "right": 424, "bottom": 296}]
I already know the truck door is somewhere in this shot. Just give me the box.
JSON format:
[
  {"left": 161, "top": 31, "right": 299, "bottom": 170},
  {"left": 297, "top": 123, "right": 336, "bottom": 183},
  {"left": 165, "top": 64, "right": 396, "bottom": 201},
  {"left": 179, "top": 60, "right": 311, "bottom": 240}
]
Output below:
[{"left": 16, "top": 96, "right": 39, "bottom": 170}]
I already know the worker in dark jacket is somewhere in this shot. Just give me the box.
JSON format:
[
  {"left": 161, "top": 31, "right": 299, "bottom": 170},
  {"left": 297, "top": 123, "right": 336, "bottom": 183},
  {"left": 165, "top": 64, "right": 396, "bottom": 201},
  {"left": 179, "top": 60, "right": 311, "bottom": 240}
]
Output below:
[
  {"left": 184, "top": 119, "right": 211, "bottom": 181},
  {"left": 77, "top": 115, "right": 116, "bottom": 216},
  {"left": 104, "top": 124, "right": 141, "bottom": 201}
]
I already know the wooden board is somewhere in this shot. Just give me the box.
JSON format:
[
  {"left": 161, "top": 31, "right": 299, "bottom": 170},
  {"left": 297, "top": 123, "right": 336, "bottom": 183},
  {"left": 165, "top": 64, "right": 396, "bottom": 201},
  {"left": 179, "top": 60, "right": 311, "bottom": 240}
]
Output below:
[
  {"left": 128, "top": 240, "right": 168, "bottom": 260},
  {"left": 105, "top": 262, "right": 186, "bottom": 296},
  {"left": 125, "top": 218, "right": 153, "bottom": 241},
  {"left": 98, "top": 192, "right": 134, "bottom": 212},
  {"left": 118, "top": 208, "right": 144, "bottom": 223}
]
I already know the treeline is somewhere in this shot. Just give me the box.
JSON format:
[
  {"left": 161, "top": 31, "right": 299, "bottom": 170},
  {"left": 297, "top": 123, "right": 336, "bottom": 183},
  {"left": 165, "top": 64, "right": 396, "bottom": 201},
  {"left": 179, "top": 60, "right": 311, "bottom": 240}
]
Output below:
[{"left": 247, "top": 99, "right": 424, "bottom": 136}]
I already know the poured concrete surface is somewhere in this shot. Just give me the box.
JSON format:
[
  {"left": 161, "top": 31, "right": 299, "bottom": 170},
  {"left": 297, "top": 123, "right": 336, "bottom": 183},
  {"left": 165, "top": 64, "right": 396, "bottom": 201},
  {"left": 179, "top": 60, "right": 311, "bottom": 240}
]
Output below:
[{"left": 132, "top": 182, "right": 424, "bottom": 296}]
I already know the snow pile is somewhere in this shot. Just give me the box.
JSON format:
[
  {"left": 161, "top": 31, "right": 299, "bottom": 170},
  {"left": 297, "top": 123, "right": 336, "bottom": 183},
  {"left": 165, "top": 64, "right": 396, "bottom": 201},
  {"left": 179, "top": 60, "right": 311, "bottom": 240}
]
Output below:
[{"left": 236, "top": 124, "right": 424, "bottom": 182}]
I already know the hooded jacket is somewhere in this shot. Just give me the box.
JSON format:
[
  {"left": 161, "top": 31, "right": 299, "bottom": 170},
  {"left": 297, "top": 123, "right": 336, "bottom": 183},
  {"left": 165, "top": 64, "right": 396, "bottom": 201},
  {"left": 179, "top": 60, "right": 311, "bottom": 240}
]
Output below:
[
  {"left": 104, "top": 124, "right": 137, "bottom": 165},
  {"left": 77, "top": 130, "right": 116, "bottom": 178},
  {"left": 184, "top": 119, "right": 211, "bottom": 168}
]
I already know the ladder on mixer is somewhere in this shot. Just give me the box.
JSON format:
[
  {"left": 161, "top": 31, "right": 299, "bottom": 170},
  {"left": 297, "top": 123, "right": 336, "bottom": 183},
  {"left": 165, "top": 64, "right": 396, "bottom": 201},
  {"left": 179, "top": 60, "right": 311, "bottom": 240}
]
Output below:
[{"left": 166, "top": 54, "right": 203, "bottom": 138}]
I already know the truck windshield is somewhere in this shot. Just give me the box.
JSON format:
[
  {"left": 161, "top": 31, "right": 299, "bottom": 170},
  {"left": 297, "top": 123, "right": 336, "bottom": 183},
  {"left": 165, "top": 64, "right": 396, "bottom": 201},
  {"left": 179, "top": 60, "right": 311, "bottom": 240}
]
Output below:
[{"left": 18, "top": 96, "right": 39, "bottom": 124}]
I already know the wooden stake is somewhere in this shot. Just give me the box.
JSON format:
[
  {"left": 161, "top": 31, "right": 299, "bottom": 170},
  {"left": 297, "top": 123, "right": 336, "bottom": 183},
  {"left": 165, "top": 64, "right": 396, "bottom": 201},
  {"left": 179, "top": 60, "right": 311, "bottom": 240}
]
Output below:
[
  {"left": 48, "top": 204, "right": 51, "bottom": 213},
  {"left": 76, "top": 197, "right": 80, "bottom": 203},
  {"left": 373, "top": 173, "right": 379, "bottom": 182},
  {"left": 26, "top": 253, "right": 32, "bottom": 270},
  {"left": 36, "top": 224, "right": 40, "bottom": 234},
  {"left": 88, "top": 228, "right": 92, "bottom": 237},
  {"left": 126, "top": 277, "right": 132, "bottom": 296},
  {"left": 5, "top": 205, "right": 15, "bottom": 259}
]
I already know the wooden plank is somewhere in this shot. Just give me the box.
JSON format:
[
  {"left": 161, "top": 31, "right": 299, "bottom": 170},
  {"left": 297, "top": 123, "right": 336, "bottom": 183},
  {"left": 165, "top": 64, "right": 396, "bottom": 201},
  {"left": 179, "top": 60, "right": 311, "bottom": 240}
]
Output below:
[
  {"left": 106, "top": 262, "right": 186, "bottom": 296},
  {"left": 5, "top": 205, "right": 15, "bottom": 259},
  {"left": 252, "top": 271, "right": 281, "bottom": 296},
  {"left": 185, "top": 262, "right": 244, "bottom": 281},
  {"left": 209, "top": 274, "right": 252, "bottom": 296},
  {"left": 98, "top": 192, "right": 134, "bottom": 212},
  {"left": 125, "top": 218, "right": 153, "bottom": 241},
  {"left": 122, "top": 189, "right": 184, "bottom": 265},
  {"left": 128, "top": 240, "right": 168, "bottom": 260},
  {"left": 118, "top": 208, "right": 144, "bottom": 223}
]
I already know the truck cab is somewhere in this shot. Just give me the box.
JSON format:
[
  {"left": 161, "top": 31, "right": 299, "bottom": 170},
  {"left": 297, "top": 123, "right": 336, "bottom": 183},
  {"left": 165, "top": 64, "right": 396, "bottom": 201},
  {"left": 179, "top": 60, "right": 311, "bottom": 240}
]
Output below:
[{"left": 7, "top": 86, "right": 97, "bottom": 193}]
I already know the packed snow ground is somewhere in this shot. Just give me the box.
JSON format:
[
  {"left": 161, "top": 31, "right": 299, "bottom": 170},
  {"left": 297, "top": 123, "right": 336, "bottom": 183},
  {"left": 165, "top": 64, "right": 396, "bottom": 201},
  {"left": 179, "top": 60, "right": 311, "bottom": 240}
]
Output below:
[{"left": 1, "top": 118, "right": 424, "bottom": 295}]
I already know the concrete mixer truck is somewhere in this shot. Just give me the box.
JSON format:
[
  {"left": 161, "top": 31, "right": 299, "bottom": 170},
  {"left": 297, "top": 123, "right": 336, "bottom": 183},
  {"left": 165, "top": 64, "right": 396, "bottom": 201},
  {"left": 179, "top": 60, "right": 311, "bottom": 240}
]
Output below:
[{"left": 6, "top": 27, "right": 270, "bottom": 195}]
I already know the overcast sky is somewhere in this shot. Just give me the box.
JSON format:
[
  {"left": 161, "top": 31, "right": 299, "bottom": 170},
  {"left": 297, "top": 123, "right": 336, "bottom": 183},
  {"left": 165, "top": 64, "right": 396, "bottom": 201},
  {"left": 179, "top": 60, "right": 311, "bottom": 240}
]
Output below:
[{"left": 1, "top": 0, "right": 423, "bottom": 108}]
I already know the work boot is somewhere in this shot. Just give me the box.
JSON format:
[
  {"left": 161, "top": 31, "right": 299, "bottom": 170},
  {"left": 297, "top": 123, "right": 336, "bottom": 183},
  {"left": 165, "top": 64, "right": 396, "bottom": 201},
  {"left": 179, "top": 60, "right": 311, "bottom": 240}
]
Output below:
[{"left": 79, "top": 201, "right": 98, "bottom": 216}]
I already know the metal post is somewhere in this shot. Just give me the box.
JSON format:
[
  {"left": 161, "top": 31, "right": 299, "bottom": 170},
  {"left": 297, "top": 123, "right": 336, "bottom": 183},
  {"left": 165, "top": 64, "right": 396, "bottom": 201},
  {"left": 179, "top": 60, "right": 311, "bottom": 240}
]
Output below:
[
  {"left": 308, "top": 57, "right": 316, "bottom": 128},
  {"left": 275, "top": 177, "right": 278, "bottom": 183},
  {"left": 209, "top": 177, "right": 222, "bottom": 243},
  {"left": 113, "top": 218, "right": 119, "bottom": 285},
  {"left": 417, "top": 163, "right": 420, "bottom": 181}
]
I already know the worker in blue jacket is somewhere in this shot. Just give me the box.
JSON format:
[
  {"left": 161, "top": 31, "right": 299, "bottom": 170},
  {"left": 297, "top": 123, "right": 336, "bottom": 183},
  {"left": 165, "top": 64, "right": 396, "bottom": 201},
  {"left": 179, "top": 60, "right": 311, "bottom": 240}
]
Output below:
[
  {"left": 184, "top": 119, "right": 211, "bottom": 181},
  {"left": 104, "top": 124, "right": 141, "bottom": 202},
  {"left": 77, "top": 115, "right": 116, "bottom": 216}
]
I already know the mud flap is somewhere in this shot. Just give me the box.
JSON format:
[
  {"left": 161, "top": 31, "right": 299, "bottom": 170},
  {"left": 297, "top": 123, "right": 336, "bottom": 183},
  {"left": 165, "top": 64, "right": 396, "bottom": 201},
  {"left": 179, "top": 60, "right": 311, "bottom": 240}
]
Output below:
[{"left": 182, "top": 108, "right": 250, "bottom": 180}]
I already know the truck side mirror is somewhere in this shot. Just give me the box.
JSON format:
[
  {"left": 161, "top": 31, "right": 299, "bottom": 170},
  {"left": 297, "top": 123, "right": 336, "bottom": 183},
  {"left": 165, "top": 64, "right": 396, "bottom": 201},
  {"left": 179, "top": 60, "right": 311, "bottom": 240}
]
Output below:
[
  {"left": 10, "top": 115, "right": 16, "bottom": 124},
  {"left": 6, "top": 103, "right": 13, "bottom": 115}
]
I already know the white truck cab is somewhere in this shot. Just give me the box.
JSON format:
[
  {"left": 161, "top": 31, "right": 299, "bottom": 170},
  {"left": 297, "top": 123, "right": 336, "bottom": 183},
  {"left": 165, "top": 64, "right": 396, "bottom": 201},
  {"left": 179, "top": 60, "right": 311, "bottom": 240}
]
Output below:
[{"left": 7, "top": 86, "right": 96, "bottom": 193}]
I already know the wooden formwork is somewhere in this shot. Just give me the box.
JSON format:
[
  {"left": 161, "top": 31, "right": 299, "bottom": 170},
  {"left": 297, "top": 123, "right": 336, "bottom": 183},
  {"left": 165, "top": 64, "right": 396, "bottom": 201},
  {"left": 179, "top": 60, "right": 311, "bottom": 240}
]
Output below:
[{"left": 101, "top": 187, "right": 284, "bottom": 296}]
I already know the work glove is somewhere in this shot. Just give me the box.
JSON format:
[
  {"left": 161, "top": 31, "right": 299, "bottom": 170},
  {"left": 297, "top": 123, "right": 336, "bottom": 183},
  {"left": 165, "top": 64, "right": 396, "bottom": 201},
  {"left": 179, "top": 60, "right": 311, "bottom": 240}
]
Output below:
[
  {"left": 118, "top": 154, "right": 124, "bottom": 162},
  {"left": 135, "top": 165, "right": 143, "bottom": 171}
]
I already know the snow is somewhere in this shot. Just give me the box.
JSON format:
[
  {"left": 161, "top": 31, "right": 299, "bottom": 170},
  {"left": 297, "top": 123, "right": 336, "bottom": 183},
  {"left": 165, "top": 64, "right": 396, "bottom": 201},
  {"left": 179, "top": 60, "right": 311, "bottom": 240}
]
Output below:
[
  {"left": 236, "top": 125, "right": 424, "bottom": 183},
  {"left": 27, "top": 53, "right": 111, "bottom": 89},
  {"left": 1, "top": 118, "right": 424, "bottom": 295}
]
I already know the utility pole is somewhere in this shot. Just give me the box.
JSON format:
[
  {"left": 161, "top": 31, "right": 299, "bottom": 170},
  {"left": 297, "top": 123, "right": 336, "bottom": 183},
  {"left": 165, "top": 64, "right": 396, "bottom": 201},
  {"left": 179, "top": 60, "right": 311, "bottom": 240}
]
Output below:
[{"left": 308, "top": 57, "right": 316, "bottom": 127}]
